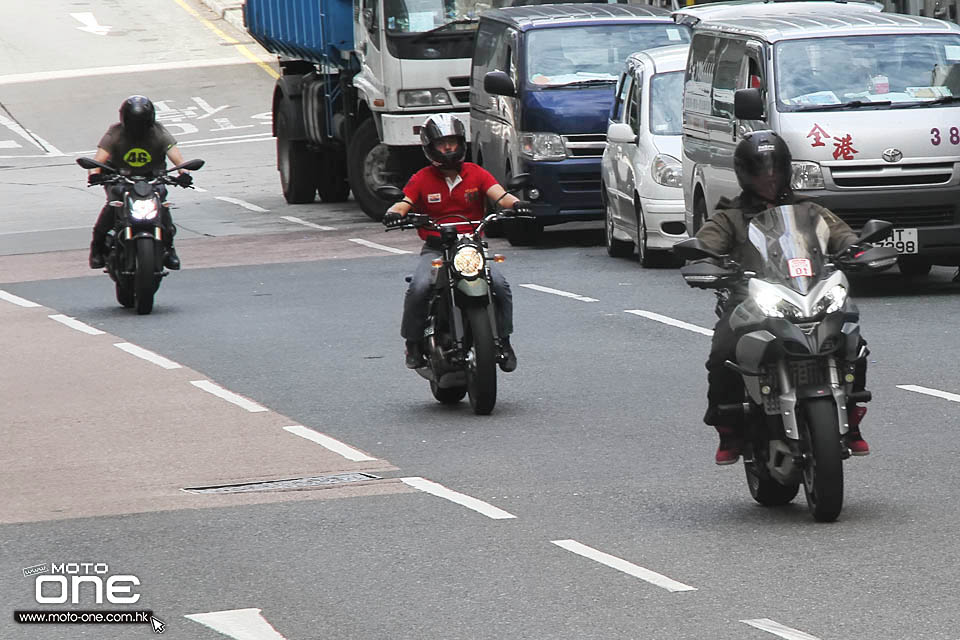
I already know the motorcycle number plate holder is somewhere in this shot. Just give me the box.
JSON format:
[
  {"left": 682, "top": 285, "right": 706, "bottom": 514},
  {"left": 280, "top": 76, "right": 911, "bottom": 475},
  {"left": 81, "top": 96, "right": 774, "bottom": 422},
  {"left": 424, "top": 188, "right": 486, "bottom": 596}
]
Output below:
[
  {"left": 788, "top": 258, "right": 813, "bottom": 278},
  {"left": 874, "top": 227, "right": 918, "bottom": 254}
]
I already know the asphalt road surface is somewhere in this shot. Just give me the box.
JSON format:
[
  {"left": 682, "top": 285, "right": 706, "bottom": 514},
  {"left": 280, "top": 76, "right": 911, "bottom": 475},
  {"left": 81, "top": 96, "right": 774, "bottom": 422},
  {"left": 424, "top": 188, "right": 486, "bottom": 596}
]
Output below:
[{"left": 2, "top": 2, "right": 960, "bottom": 639}]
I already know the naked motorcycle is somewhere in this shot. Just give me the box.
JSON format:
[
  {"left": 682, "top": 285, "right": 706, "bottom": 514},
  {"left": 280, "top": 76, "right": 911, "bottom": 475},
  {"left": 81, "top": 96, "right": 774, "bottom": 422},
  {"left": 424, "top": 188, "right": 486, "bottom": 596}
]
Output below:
[
  {"left": 675, "top": 206, "right": 898, "bottom": 521},
  {"left": 77, "top": 157, "right": 204, "bottom": 314}
]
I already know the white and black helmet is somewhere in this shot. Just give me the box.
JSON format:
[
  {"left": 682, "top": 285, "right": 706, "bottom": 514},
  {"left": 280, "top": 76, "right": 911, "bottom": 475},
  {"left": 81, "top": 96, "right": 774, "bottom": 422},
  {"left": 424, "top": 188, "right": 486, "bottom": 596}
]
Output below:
[{"left": 420, "top": 114, "right": 466, "bottom": 170}]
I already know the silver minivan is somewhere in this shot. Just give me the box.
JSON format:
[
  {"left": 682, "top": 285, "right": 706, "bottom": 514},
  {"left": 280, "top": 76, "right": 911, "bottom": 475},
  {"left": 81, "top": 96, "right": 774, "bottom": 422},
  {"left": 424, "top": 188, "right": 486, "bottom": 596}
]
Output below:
[{"left": 679, "top": 1, "right": 960, "bottom": 275}]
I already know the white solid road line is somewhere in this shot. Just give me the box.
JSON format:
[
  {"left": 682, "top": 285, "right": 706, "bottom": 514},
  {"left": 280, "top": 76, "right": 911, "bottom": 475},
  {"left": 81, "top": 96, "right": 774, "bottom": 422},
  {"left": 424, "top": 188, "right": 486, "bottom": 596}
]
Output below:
[
  {"left": 349, "top": 238, "right": 412, "bottom": 254},
  {"left": 181, "top": 136, "right": 273, "bottom": 149},
  {"left": 190, "top": 380, "right": 268, "bottom": 413},
  {"left": 625, "top": 309, "right": 714, "bottom": 337},
  {"left": 283, "top": 426, "right": 377, "bottom": 462},
  {"left": 48, "top": 314, "right": 105, "bottom": 335},
  {"left": 0, "top": 58, "right": 262, "bottom": 86},
  {"left": 551, "top": 539, "right": 697, "bottom": 593},
  {"left": 400, "top": 477, "right": 517, "bottom": 520},
  {"left": 114, "top": 343, "right": 182, "bottom": 370},
  {"left": 281, "top": 216, "right": 336, "bottom": 231},
  {"left": 0, "top": 290, "right": 40, "bottom": 307},
  {"left": 0, "top": 114, "right": 63, "bottom": 156},
  {"left": 215, "top": 196, "right": 270, "bottom": 213},
  {"left": 519, "top": 283, "right": 599, "bottom": 302},
  {"left": 897, "top": 384, "right": 960, "bottom": 403},
  {"left": 186, "top": 608, "right": 287, "bottom": 640},
  {"left": 741, "top": 618, "right": 822, "bottom": 640}
]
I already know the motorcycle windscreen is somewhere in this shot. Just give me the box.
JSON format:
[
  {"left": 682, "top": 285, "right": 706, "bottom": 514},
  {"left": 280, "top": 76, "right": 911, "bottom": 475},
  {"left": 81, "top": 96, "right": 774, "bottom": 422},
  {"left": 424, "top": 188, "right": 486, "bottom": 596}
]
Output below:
[{"left": 746, "top": 205, "right": 830, "bottom": 296}]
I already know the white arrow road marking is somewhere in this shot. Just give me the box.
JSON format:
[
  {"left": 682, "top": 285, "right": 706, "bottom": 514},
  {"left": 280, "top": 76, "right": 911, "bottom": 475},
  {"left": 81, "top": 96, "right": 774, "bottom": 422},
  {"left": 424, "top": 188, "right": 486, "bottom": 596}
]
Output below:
[
  {"left": 70, "top": 12, "right": 113, "bottom": 36},
  {"left": 0, "top": 290, "right": 40, "bottom": 307},
  {"left": 0, "top": 140, "right": 20, "bottom": 148},
  {"left": 349, "top": 238, "right": 411, "bottom": 254},
  {"left": 519, "top": 283, "right": 598, "bottom": 302},
  {"left": 625, "top": 309, "right": 714, "bottom": 336},
  {"left": 897, "top": 384, "right": 960, "bottom": 403},
  {"left": 190, "top": 380, "right": 268, "bottom": 412},
  {"left": 401, "top": 477, "right": 516, "bottom": 519},
  {"left": 114, "top": 343, "right": 182, "bottom": 369},
  {"left": 551, "top": 539, "right": 697, "bottom": 593},
  {"left": 741, "top": 618, "right": 822, "bottom": 640},
  {"left": 185, "top": 608, "right": 287, "bottom": 639},
  {"left": 215, "top": 196, "right": 269, "bottom": 213},
  {"left": 49, "top": 314, "right": 104, "bottom": 335},
  {"left": 0, "top": 114, "right": 63, "bottom": 155},
  {"left": 283, "top": 426, "right": 377, "bottom": 461}
]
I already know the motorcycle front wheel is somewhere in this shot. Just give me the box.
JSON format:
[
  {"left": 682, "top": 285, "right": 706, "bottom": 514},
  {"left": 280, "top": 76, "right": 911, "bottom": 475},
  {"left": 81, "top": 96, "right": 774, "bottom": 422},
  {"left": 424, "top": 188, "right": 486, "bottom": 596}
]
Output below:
[
  {"left": 800, "top": 397, "right": 845, "bottom": 522},
  {"left": 464, "top": 305, "right": 497, "bottom": 415},
  {"left": 134, "top": 237, "right": 157, "bottom": 315}
]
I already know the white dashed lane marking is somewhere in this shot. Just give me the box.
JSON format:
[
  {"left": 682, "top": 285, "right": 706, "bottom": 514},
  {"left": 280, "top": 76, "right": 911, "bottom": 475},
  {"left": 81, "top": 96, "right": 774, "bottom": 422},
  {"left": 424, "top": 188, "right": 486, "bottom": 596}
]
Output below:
[
  {"left": 349, "top": 238, "right": 411, "bottom": 254},
  {"left": 400, "top": 477, "right": 516, "bottom": 520},
  {"left": 281, "top": 216, "right": 336, "bottom": 231},
  {"left": 48, "top": 314, "right": 104, "bottom": 335},
  {"left": 0, "top": 290, "right": 40, "bottom": 307},
  {"left": 741, "top": 618, "right": 822, "bottom": 640},
  {"left": 625, "top": 309, "right": 714, "bottom": 336},
  {"left": 897, "top": 384, "right": 960, "bottom": 403},
  {"left": 215, "top": 196, "right": 269, "bottom": 213},
  {"left": 551, "top": 539, "right": 697, "bottom": 593},
  {"left": 518, "top": 283, "right": 598, "bottom": 302},
  {"left": 190, "top": 380, "right": 268, "bottom": 412},
  {"left": 114, "top": 343, "right": 183, "bottom": 369},
  {"left": 186, "top": 608, "right": 287, "bottom": 640},
  {"left": 283, "top": 426, "right": 377, "bottom": 462}
]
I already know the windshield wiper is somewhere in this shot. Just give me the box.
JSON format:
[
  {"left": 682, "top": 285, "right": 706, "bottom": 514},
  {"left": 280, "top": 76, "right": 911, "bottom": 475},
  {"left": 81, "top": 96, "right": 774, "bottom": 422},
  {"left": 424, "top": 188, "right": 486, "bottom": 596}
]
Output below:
[
  {"left": 792, "top": 100, "right": 893, "bottom": 112},
  {"left": 902, "top": 95, "right": 960, "bottom": 108},
  {"left": 408, "top": 18, "right": 478, "bottom": 42},
  {"left": 549, "top": 78, "right": 617, "bottom": 89}
]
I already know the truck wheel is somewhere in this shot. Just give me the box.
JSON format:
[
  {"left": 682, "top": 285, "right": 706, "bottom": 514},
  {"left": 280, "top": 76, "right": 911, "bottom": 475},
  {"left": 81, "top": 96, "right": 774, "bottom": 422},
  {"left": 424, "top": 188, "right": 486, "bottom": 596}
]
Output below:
[
  {"left": 277, "top": 108, "right": 318, "bottom": 204},
  {"left": 347, "top": 118, "right": 394, "bottom": 221},
  {"left": 316, "top": 148, "right": 351, "bottom": 203}
]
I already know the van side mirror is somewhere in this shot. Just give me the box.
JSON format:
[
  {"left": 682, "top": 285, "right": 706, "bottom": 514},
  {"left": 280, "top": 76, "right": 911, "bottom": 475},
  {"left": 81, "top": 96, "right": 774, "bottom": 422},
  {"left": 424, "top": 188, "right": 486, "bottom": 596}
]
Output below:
[
  {"left": 484, "top": 71, "right": 516, "bottom": 98},
  {"left": 734, "top": 88, "right": 764, "bottom": 121},
  {"left": 857, "top": 219, "right": 893, "bottom": 244},
  {"left": 607, "top": 122, "right": 637, "bottom": 144}
]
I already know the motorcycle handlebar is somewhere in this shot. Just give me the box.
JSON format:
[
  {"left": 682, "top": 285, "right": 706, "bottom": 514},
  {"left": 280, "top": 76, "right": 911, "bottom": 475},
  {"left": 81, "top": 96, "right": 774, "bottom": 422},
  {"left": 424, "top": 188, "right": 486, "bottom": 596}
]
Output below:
[{"left": 384, "top": 209, "right": 521, "bottom": 232}]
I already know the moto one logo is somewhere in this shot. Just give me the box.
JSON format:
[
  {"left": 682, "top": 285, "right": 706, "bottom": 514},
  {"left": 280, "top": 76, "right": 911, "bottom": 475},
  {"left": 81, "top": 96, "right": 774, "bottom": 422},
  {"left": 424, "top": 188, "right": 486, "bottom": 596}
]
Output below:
[{"left": 34, "top": 563, "right": 140, "bottom": 605}]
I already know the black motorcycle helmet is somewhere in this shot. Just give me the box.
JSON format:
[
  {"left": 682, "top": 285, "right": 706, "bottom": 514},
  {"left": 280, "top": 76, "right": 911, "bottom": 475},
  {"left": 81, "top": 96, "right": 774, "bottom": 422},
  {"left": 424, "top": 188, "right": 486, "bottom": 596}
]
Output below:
[
  {"left": 119, "top": 95, "right": 156, "bottom": 137},
  {"left": 734, "top": 130, "right": 793, "bottom": 204},
  {"left": 420, "top": 114, "right": 467, "bottom": 171}
]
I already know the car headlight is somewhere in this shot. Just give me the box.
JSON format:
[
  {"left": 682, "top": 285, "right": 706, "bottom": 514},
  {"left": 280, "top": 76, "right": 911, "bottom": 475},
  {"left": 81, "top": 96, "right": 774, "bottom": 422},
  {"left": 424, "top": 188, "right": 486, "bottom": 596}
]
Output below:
[
  {"left": 519, "top": 133, "right": 566, "bottom": 161},
  {"left": 398, "top": 89, "right": 451, "bottom": 107},
  {"left": 129, "top": 199, "right": 158, "bottom": 221},
  {"left": 755, "top": 288, "right": 803, "bottom": 319},
  {"left": 652, "top": 154, "right": 682, "bottom": 188},
  {"left": 791, "top": 161, "right": 824, "bottom": 190},
  {"left": 453, "top": 246, "right": 484, "bottom": 278},
  {"left": 812, "top": 284, "right": 847, "bottom": 316}
]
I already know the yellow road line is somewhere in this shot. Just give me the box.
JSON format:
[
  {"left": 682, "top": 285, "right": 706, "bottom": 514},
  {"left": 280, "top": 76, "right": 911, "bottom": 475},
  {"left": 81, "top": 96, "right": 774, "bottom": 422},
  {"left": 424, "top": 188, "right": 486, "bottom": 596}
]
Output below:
[{"left": 171, "top": 0, "right": 279, "bottom": 79}]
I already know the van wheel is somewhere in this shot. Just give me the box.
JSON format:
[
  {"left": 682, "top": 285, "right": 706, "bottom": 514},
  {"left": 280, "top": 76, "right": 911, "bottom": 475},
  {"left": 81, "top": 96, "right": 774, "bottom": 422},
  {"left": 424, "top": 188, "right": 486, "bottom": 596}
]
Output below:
[
  {"left": 604, "top": 185, "right": 632, "bottom": 258},
  {"left": 693, "top": 192, "right": 707, "bottom": 234}
]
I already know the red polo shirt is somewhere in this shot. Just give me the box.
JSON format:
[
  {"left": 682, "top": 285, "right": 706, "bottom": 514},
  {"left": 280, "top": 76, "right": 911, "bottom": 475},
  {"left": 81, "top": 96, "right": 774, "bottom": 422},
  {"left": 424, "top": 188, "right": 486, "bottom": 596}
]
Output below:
[{"left": 402, "top": 162, "right": 498, "bottom": 240}]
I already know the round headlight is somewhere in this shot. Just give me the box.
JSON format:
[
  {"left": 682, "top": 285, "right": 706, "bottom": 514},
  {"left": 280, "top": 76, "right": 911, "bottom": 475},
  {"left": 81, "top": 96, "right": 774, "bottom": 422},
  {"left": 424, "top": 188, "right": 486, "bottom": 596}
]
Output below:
[{"left": 453, "top": 246, "right": 484, "bottom": 277}]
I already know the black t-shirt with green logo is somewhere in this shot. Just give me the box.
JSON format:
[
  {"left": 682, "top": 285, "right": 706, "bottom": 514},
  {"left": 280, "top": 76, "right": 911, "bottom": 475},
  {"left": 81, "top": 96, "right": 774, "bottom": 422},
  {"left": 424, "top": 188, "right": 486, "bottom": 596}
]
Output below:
[{"left": 98, "top": 123, "right": 177, "bottom": 175}]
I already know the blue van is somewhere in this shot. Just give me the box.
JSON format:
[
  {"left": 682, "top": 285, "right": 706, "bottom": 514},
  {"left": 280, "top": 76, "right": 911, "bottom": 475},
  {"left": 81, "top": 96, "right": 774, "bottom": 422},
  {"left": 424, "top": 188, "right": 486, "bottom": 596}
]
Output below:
[{"left": 470, "top": 4, "right": 690, "bottom": 244}]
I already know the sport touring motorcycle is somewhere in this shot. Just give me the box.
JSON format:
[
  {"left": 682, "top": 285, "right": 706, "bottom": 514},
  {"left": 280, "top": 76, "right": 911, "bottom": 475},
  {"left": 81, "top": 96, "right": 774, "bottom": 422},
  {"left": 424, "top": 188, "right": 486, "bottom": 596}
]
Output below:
[
  {"left": 674, "top": 206, "right": 898, "bottom": 521},
  {"left": 377, "top": 176, "right": 533, "bottom": 415},
  {"left": 78, "top": 157, "right": 203, "bottom": 314}
]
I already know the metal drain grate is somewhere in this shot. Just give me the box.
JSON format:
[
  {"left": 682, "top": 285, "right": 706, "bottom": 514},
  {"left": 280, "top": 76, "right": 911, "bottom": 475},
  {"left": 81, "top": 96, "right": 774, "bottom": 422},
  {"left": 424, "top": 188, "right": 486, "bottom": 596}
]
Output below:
[{"left": 183, "top": 473, "right": 381, "bottom": 494}]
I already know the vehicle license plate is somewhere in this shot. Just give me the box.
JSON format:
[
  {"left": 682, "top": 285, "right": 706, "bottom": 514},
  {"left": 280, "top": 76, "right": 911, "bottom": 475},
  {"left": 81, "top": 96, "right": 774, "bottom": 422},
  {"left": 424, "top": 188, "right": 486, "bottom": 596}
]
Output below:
[{"left": 875, "top": 228, "right": 918, "bottom": 254}]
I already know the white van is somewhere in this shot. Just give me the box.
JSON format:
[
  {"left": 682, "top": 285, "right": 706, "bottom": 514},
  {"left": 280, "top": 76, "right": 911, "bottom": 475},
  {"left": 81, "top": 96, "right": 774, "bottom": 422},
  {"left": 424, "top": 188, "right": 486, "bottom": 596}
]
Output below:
[{"left": 678, "top": 1, "right": 960, "bottom": 275}]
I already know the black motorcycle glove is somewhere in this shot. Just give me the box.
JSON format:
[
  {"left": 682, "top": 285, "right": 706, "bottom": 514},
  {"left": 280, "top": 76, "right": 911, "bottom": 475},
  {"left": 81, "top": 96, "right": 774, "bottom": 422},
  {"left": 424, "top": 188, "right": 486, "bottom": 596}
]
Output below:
[
  {"left": 510, "top": 200, "right": 532, "bottom": 216},
  {"left": 175, "top": 172, "right": 193, "bottom": 188},
  {"left": 87, "top": 173, "right": 104, "bottom": 186},
  {"left": 382, "top": 212, "right": 404, "bottom": 227}
]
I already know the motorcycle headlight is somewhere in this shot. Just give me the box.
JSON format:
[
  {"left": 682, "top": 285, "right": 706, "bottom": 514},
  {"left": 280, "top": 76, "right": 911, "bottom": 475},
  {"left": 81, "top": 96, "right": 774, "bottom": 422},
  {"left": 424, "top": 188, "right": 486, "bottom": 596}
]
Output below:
[
  {"left": 791, "top": 161, "right": 824, "bottom": 190},
  {"left": 812, "top": 284, "right": 847, "bottom": 316},
  {"left": 651, "top": 154, "right": 682, "bottom": 188},
  {"left": 398, "top": 89, "right": 451, "bottom": 107},
  {"left": 453, "top": 246, "right": 484, "bottom": 278},
  {"left": 519, "top": 132, "right": 566, "bottom": 161},
  {"left": 755, "top": 288, "right": 803, "bottom": 319},
  {"left": 129, "top": 199, "right": 158, "bottom": 221}
]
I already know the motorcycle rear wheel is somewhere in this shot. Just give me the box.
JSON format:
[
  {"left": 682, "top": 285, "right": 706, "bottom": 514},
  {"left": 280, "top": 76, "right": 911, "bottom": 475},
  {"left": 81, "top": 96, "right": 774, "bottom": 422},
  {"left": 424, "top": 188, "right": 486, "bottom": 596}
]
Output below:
[
  {"left": 800, "top": 397, "right": 845, "bottom": 522},
  {"left": 464, "top": 306, "right": 497, "bottom": 415},
  {"left": 430, "top": 381, "right": 467, "bottom": 405},
  {"left": 134, "top": 237, "right": 157, "bottom": 315}
]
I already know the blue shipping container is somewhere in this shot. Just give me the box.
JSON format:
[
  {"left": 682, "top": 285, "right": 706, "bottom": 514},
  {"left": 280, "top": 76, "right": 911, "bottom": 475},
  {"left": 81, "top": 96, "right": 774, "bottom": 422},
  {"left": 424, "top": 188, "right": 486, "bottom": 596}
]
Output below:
[{"left": 245, "top": 0, "right": 355, "bottom": 66}]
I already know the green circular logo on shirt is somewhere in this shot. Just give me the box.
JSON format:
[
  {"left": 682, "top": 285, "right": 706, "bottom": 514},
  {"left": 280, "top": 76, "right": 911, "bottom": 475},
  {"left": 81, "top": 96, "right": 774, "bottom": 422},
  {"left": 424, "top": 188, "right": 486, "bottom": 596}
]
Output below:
[{"left": 123, "top": 148, "right": 152, "bottom": 168}]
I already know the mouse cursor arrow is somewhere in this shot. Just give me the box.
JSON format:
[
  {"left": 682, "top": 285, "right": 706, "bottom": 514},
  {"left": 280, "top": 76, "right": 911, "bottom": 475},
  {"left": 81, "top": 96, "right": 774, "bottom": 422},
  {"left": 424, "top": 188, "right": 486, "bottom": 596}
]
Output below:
[{"left": 150, "top": 615, "right": 166, "bottom": 634}]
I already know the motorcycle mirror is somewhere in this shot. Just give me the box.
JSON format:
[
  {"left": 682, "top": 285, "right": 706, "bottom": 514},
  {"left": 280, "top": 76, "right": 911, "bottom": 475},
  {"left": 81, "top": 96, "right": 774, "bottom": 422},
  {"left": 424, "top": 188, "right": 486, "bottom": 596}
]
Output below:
[
  {"left": 174, "top": 159, "right": 205, "bottom": 172},
  {"left": 76, "top": 157, "right": 112, "bottom": 172},
  {"left": 672, "top": 237, "right": 725, "bottom": 261},
  {"left": 857, "top": 219, "right": 893, "bottom": 244},
  {"left": 376, "top": 185, "right": 405, "bottom": 201},
  {"left": 506, "top": 173, "right": 529, "bottom": 191},
  {"left": 680, "top": 261, "right": 733, "bottom": 288}
]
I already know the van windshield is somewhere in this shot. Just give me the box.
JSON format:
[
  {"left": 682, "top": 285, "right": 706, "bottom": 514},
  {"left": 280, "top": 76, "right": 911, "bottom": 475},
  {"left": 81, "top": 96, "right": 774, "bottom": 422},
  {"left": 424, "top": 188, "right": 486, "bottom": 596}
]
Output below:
[
  {"left": 649, "top": 71, "right": 683, "bottom": 135},
  {"left": 526, "top": 24, "right": 689, "bottom": 87},
  {"left": 385, "top": 0, "right": 486, "bottom": 33},
  {"left": 775, "top": 34, "right": 960, "bottom": 111}
]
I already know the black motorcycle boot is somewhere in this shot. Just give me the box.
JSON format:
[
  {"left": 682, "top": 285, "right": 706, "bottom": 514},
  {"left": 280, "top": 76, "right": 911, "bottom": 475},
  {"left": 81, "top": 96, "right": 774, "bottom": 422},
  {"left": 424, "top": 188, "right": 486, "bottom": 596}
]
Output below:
[
  {"left": 88, "top": 240, "right": 105, "bottom": 269},
  {"left": 499, "top": 337, "right": 517, "bottom": 373},
  {"left": 164, "top": 244, "right": 181, "bottom": 270},
  {"left": 405, "top": 340, "right": 424, "bottom": 369}
]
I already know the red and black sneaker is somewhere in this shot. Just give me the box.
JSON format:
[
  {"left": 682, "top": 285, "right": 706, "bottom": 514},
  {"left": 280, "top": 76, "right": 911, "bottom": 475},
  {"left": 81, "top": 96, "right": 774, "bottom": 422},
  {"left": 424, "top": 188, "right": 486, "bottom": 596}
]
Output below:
[
  {"left": 847, "top": 405, "right": 870, "bottom": 456},
  {"left": 714, "top": 426, "right": 742, "bottom": 465}
]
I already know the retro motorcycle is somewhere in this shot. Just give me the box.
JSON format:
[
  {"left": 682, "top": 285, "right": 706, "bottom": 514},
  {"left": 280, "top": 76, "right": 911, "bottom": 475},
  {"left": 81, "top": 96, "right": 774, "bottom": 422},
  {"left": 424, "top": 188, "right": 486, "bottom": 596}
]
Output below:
[
  {"left": 77, "top": 157, "right": 204, "bottom": 314},
  {"left": 675, "top": 206, "right": 898, "bottom": 521},
  {"left": 377, "top": 176, "right": 532, "bottom": 415}
]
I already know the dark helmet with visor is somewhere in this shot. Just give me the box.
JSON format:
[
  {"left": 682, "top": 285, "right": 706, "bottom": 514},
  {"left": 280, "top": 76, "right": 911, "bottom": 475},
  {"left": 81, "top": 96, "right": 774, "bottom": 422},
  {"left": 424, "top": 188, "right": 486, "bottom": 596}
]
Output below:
[
  {"left": 734, "top": 130, "right": 793, "bottom": 203},
  {"left": 119, "top": 95, "right": 156, "bottom": 137},
  {"left": 420, "top": 114, "right": 467, "bottom": 170}
]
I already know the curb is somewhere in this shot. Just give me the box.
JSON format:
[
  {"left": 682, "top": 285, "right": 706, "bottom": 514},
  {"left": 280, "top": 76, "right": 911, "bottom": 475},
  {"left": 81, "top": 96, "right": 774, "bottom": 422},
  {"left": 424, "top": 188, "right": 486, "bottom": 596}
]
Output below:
[{"left": 198, "top": 0, "right": 246, "bottom": 33}]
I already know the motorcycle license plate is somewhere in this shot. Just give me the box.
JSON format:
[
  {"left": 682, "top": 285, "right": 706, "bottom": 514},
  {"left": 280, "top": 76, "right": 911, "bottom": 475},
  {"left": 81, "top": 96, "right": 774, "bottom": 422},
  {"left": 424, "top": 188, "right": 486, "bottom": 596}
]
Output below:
[{"left": 875, "top": 228, "right": 918, "bottom": 254}]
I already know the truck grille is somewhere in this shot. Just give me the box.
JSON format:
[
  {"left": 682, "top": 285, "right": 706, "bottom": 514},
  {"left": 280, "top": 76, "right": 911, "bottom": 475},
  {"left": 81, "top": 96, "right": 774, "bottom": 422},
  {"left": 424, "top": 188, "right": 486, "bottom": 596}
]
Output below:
[
  {"left": 563, "top": 134, "right": 606, "bottom": 158},
  {"left": 829, "top": 163, "right": 954, "bottom": 188},
  {"left": 832, "top": 206, "right": 956, "bottom": 229}
]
